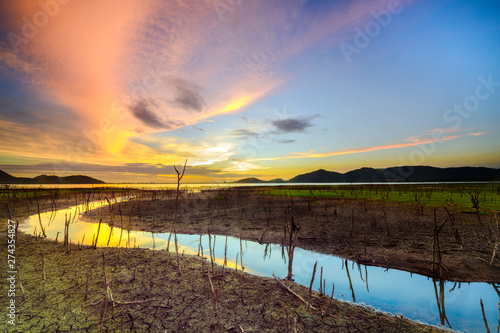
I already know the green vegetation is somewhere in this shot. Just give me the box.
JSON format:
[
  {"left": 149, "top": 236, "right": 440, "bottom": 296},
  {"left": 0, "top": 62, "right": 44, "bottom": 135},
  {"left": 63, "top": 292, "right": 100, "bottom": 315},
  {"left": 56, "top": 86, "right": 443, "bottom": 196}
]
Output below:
[
  {"left": 262, "top": 183, "right": 500, "bottom": 212},
  {"left": 0, "top": 186, "right": 137, "bottom": 199}
]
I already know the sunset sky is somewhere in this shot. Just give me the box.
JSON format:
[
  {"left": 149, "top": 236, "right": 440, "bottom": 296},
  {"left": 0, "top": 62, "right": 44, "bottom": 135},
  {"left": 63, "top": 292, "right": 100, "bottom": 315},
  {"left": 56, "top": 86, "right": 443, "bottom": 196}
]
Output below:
[{"left": 0, "top": 0, "right": 499, "bottom": 183}]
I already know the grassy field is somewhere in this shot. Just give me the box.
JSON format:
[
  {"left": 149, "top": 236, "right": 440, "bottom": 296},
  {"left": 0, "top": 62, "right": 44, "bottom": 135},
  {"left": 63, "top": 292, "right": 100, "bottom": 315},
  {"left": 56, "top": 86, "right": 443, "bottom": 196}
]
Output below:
[
  {"left": 0, "top": 186, "right": 137, "bottom": 199},
  {"left": 262, "top": 183, "right": 500, "bottom": 212}
]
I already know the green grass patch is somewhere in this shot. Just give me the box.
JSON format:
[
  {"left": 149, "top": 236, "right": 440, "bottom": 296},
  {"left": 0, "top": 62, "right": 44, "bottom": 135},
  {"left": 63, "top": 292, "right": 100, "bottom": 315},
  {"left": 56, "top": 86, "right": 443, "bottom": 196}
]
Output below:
[
  {"left": 0, "top": 186, "right": 137, "bottom": 200},
  {"left": 261, "top": 183, "right": 500, "bottom": 212}
]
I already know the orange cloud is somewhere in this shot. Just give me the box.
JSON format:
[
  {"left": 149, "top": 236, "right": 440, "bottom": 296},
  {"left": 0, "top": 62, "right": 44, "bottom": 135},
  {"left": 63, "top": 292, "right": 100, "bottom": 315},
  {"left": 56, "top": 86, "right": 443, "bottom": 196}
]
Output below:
[
  {"left": 468, "top": 132, "right": 486, "bottom": 136},
  {"left": 1, "top": 0, "right": 421, "bottom": 169},
  {"left": 252, "top": 132, "right": 461, "bottom": 162}
]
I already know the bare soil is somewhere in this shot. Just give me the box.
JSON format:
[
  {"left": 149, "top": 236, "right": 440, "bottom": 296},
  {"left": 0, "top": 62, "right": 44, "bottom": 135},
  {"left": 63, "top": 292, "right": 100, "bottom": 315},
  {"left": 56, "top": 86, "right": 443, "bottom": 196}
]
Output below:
[
  {"left": 82, "top": 187, "right": 500, "bottom": 283},
  {"left": 0, "top": 190, "right": 448, "bottom": 332}
]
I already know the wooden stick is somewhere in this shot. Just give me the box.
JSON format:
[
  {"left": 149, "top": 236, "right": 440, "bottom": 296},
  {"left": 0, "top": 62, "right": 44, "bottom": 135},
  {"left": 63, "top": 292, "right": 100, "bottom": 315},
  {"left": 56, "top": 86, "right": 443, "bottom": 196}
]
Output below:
[
  {"left": 480, "top": 298, "right": 491, "bottom": 333},
  {"left": 490, "top": 213, "right": 499, "bottom": 266},
  {"left": 319, "top": 266, "right": 323, "bottom": 296},
  {"left": 94, "top": 219, "right": 102, "bottom": 248},
  {"left": 273, "top": 274, "right": 316, "bottom": 310},
  {"left": 208, "top": 273, "right": 215, "bottom": 293},
  {"left": 308, "top": 262, "right": 317, "bottom": 310}
]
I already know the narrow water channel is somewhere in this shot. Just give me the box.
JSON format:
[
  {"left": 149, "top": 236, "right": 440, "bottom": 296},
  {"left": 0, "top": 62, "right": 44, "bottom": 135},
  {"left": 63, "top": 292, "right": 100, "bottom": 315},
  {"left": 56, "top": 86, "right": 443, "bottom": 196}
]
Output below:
[{"left": 20, "top": 199, "right": 499, "bottom": 333}]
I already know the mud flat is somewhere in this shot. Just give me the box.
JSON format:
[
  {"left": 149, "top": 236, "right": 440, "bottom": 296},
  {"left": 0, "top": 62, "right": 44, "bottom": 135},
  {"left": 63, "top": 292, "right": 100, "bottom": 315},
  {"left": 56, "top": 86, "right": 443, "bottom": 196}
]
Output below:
[
  {"left": 0, "top": 188, "right": 449, "bottom": 332},
  {"left": 84, "top": 186, "right": 500, "bottom": 283}
]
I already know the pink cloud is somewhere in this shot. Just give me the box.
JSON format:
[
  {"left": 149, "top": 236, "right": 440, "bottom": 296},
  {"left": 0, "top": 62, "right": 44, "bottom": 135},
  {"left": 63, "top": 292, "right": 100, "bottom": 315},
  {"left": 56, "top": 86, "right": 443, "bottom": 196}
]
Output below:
[
  {"left": 253, "top": 131, "right": 461, "bottom": 162},
  {"left": 0, "top": 0, "right": 423, "bottom": 166}
]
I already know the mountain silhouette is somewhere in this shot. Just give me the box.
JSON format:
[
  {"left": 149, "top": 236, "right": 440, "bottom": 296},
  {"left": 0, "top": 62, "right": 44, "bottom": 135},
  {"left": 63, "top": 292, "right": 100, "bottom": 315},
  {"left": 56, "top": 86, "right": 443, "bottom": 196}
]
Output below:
[
  {"left": 0, "top": 170, "right": 105, "bottom": 184},
  {"left": 235, "top": 166, "right": 500, "bottom": 183}
]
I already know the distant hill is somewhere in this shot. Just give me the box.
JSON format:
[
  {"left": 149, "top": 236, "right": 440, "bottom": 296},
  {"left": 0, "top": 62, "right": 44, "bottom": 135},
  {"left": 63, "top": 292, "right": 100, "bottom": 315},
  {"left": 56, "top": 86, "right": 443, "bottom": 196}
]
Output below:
[
  {"left": 235, "top": 166, "right": 500, "bottom": 183},
  {"left": 234, "top": 177, "right": 286, "bottom": 184},
  {"left": 234, "top": 177, "right": 267, "bottom": 184},
  {"left": 0, "top": 170, "right": 105, "bottom": 184},
  {"left": 289, "top": 169, "right": 345, "bottom": 183},
  {"left": 268, "top": 178, "right": 286, "bottom": 183}
]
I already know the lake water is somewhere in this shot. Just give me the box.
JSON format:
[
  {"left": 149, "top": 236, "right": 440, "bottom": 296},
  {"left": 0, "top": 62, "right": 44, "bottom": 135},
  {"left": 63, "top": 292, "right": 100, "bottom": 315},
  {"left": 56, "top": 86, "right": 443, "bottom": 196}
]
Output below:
[
  {"left": 5, "top": 181, "right": 497, "bottom": 190},
  {"left": 19, "top": 198, "right": 500, "bottom": 333}
]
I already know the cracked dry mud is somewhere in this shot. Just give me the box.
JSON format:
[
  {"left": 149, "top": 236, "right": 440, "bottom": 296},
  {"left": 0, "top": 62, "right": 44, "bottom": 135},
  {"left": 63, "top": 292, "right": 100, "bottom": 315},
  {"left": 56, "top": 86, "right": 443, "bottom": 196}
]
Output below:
[
  {"left": 1, "top": 232, "right": 446, "bottom": 332},
  {"left": 1, "top": 188, "right": 494, "bottom": 332},
  {"left": 84, "top": 187, "right": 500, "bottom": 282}
]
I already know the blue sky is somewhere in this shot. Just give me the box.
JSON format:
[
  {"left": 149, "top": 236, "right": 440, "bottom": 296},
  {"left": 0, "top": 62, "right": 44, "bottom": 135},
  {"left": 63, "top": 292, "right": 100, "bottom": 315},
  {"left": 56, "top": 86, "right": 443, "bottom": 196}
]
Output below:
[{"left": 0, "top": 0, "right": 499, "bottom": 182}]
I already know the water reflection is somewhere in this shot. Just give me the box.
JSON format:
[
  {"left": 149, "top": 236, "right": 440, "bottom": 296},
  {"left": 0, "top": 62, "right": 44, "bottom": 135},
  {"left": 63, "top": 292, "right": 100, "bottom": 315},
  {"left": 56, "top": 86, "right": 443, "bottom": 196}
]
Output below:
[
  {"left": 20, "top": 199, "right": 499, "bottom": 333},
  {"left": 345, "top": 260, "right": 356, "bottom": 302},
  {"left": 492, "top": 284, "right": 500, "bottom": 333},
  {"left": 433, "top": 279, "right": 451, "bottom": 329}
]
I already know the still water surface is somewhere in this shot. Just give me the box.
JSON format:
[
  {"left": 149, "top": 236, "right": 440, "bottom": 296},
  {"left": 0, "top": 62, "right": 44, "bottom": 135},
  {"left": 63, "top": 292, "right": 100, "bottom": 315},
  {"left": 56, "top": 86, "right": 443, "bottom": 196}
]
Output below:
[{"left": 7, "top": 181, "right": 496, "bottom": 190}]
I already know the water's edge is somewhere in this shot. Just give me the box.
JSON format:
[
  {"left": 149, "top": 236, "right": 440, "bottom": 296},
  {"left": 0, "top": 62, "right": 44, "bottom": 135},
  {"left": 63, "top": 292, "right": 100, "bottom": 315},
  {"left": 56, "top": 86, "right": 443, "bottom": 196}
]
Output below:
[{"left": 19, "top": 198, "right": 499, "bottom": 333}]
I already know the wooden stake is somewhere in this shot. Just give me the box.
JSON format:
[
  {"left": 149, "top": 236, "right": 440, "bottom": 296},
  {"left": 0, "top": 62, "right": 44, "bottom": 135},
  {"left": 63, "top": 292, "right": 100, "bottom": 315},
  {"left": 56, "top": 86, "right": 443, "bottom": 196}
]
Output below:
[
  {"left": 480, "top": 298, "right": 491, "bottom": 333},
  {"left": 308, "top": 261, "right": 317, "bottom": 310}
]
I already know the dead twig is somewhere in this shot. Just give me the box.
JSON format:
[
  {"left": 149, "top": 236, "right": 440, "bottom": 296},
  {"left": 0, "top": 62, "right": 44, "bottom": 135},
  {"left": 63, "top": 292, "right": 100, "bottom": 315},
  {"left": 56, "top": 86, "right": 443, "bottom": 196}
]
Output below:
[
  {"left": 308, "top": 262, "right": 317, "bottom": 310},
  {"left": 480, "top": 298, "right": 491, "bottom": 333},
  {"left": 272, "top": 274, "right": 316, "bottom": 310},
  {"left": 490, "top": 213, "right": 499, "bottom": 266}
]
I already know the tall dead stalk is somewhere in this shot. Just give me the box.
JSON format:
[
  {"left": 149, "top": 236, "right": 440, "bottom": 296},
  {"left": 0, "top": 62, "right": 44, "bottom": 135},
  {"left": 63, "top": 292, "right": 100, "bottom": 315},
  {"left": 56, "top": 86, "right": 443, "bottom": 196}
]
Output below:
[
  {"left": 33, "top": 190, "right": 47, "bottom": 237},
  {"left": 470, "top": 191, "right": 488, "bottom": 238},
  {"left": 443, "top": 206, "right": 461, "bottom": 244},
  {"left": 93, "top": 219, "right": 103, "bottom": 249},
  {"left": 432, "top": 210, "right": 447, "bottom": 277},
  {"left": 480, "top": 298, "right": 491, "bottom": 333},
  {"left": 283, "top": 207, "right": 299, "bottom": 280},
  {"left": 63, "top": 213, "right": 71, "bottom": 252},
  {"left": 208, "top": 226, "right": 214, "bottom": 273},
  {"left": 173, "top": 159, "right": 187, "bottom": 272},
  {"left": 490, "top": 212, "right": 499, "bottom": 266},
  {"left": 307, "top": 261, "right": 317, "bottom": 310}
]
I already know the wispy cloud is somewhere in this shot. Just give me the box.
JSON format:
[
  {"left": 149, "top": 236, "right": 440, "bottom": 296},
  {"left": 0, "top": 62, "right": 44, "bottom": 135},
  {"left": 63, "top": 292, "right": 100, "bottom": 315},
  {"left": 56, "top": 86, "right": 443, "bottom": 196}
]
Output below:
[
  {"left": 0, "top": 0, "right": 426, "bottom": 176},
  {"left": 223, "top": 161, "right": 268, "bottom": 172},
  {"left": 271, "top": 115, "right": 318, "bottom": 133},
  {"left": 130, "top": 133, "right": 235, "bottom": 167},
  {"left": 0, "top": 49, "right": 36, "bottom": 73},
  {"left": 231, "top": 129, "right": 260, "bottom": 138},
  {"left": 274, "top": 139, "right": 296, "bottom": 144},
  {"left": 0, "top": 162, "right": 226, "bottom": 180},
  {"left": 252, "top": 129, "right": 463, "bottom": 162},
  {"left": 129, "top": 98, "right": 178, "bottom": 130},
  {"left": 468, "top": 132, "right": 486, "bottom": 136},
  {"left": 172, "top": 86, "right": 207, "bottom": 112}
]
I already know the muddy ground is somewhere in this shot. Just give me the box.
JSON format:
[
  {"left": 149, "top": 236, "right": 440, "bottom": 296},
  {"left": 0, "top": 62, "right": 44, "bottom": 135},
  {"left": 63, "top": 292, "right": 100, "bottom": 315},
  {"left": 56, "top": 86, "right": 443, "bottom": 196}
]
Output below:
[
  {"left": 82, "top": 187, "right": 500, "bottom": 283},
  {"left": 0, "top": 190, "right": 449, "bottom": 332}
]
